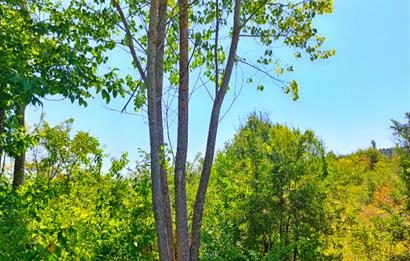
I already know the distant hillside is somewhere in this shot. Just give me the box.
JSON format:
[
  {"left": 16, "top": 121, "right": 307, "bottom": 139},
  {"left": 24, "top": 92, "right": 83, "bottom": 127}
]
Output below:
[
  {"left": 336, "top": 147, "right": 395, "bottom": 159},
  {"left": 379, "top": 147, "right": 394, "bottom": 158}
]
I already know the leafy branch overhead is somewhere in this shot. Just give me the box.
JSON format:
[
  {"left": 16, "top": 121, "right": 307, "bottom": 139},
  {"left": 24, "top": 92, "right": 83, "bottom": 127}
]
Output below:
[{"left": 0, "top": 0, "right": 126, "bottom": 108}]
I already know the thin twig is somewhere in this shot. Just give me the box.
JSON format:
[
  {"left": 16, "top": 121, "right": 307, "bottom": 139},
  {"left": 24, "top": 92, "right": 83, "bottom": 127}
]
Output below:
[{"left": 112, "top": 0, "right": 148, "bottom": 84}]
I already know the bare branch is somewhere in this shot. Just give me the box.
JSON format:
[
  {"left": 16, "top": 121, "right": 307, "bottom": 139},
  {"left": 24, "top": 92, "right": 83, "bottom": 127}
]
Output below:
[
  {"left": 219, "top": 63, "right": 244, "bottom": 122},
  {"left": 237, "top": 57, "right": 289, "bottom": 85},
  {"left": 72, "top": 0, "right": 147, "bottom": 54},
  {"left": 240, "top": 0, "right": 270, "bottom": 28},
  {"left": 120, "top": 74, "right": 144, "bottom": 113},
  {"left": 112, "top": 0, "right": 148, "bottom": 84},
  {"left": 100, "top": 104, "right": 146, "bottom": 118},
  {"left": 214, "top": 0, "right": 220, "bottom": 96}
]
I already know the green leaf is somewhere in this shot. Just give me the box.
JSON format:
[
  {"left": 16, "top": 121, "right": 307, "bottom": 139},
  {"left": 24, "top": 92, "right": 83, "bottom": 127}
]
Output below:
[{"left": 102, "top": 90, "right": 110, "bottom": 103}]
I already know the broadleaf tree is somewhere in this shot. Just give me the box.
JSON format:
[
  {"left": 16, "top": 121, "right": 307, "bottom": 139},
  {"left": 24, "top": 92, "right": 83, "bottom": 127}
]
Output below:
[
  {"left": 391, "top": 112, "right": 410, "bottom": 209},
  {"left": 27, "top": 0, "right": 335, "bottom": 259},
  {"left": 0, "top": 0, "right": 124, "bottom": 189},
  {"left": 208, "top": 114, "right": 330, "bottom": 259}
]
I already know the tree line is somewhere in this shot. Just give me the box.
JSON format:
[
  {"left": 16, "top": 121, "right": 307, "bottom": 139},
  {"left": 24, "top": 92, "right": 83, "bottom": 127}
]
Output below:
[{"left": 0, "top": 113, "right": 409, "bottom": 259}]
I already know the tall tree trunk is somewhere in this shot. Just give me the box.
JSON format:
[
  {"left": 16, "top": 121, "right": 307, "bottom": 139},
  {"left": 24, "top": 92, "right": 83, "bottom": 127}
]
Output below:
[
  {"left": 12, "top": 0, "right": 29, "bottom": 187},
  {"left": 190, "top": 0, "right": 241, "bottom": 259},
  {"left": 0, "top": 107, "right": 5, "bottom": 178},
  {"left": 12, "top": 104, "right": 26, "bottom": 190},
  {"left": 0, "top": 107, "right": 5, "bottom": 158},
  {"left": 147, "top": 0, "right": 171, "bottom": 259},
  {"left": 112, "top": 0, "right": 171, "bottom": 258},
  {"left": 174, "top": 0, "right": 190, "bottom": 259},
  {"left": 156, "top": 0, "right": 175, "bottom": 258}
]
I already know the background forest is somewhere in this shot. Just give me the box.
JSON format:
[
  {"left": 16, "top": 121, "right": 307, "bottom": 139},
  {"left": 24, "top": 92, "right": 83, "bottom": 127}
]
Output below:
[{"left": 0, "top": 113, "right": 409, "bottom": 260}]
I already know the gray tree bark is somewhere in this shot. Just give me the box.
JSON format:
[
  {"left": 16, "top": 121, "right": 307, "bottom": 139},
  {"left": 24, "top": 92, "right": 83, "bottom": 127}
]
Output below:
[
  {"left": 0, "top": 107, "right": 5, "bottom": 159},
  {"left": 12, "top": 104, "right": 26, "bottom": 190},
  {"left": 156, "top": 0, "right": 175, "bottom": 258},
  {"left": 0, "top": 107, "right": 5, "bottom": 178},
  {"left": 147, "top": 0, "right": 171, "bottom": 259},
  {"left": 112, "top": 0, "right": 172, "bottom": 258},
  {"left": 174, "top": 0, "right": 190, "bottom": 259}
]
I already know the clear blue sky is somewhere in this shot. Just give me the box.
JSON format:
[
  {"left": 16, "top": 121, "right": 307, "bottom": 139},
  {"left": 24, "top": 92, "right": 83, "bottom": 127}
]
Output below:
[{"left": 27, "top": 0, "right": 409, "bottom": 165}]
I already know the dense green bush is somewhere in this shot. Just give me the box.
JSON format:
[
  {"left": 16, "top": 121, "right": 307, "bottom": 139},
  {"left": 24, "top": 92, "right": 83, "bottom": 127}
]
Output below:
[{"left": 0, "top": 120, "right": 157, "bottom": 260}]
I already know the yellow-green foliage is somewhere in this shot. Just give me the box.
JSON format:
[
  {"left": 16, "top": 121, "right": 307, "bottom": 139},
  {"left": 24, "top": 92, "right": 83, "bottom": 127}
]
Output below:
[
  {"left": 192, "top": 115, "right": 410, "bottom": 260},
  {"left": 0, "top": 121, "right": 157, "bottom": 260},
  {"left": 324, "top": 150, "right": 409, "bottom": 260},
  {"left": 0, "top": 170, "right": 157, "bottom": 260}
]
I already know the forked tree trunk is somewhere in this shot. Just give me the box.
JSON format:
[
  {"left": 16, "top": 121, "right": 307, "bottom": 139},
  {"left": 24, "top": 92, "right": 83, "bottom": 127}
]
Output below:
[
  {"left": 174, "top": 0, "right": 190, "bottom": 259},
  {"left": 12, "top": 104, "right": 26, "bottom": 190},
  {"left": 190, "top": 0, "right": 242, "bottom": 259}
]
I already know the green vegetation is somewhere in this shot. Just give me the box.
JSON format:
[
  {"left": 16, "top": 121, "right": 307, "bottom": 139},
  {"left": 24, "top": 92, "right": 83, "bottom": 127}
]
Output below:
[
  {"left": 1, "top": 114, "right": 408, "bottom": 259},
  {"left": 1, "top": 0, "right": 408, "bottom": 259},
  {"left": 0, "top": 120, "right": 156, "bottom": 260},
  {"left": 1, "top": 1, "right": 335, "bottom": 256}
]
